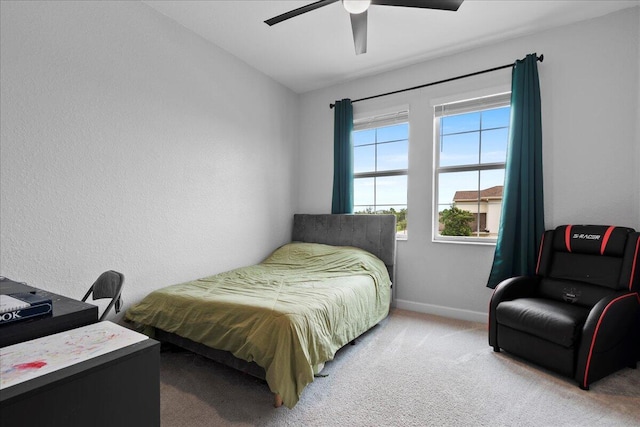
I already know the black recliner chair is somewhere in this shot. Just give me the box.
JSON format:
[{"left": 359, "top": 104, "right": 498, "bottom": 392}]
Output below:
[{"left": 489, "top": 225, "right": 640, "bottom": 389}]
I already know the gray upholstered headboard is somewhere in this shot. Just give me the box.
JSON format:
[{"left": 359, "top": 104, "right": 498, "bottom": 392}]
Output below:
[{"left": 292, "top": 214, "right": 397, "bottom": 283}]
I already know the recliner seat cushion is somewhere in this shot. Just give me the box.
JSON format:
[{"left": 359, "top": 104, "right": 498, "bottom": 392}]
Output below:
[{"left": 496, "top": 298, "right": 590, "bottom": 348}]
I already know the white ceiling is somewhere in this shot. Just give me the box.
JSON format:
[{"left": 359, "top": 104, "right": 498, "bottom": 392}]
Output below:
[{"left": 142, "top": 0, "right": 639, "bottom": 94}]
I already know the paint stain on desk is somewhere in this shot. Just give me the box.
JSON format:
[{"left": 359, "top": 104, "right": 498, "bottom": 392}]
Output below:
[{"left": 15, "top": 360, "right": 47, "bottom": 370}]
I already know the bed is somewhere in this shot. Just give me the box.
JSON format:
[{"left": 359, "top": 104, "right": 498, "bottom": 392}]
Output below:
[{"left": 125, "top": 214, "right": 396, "bottom": 408}]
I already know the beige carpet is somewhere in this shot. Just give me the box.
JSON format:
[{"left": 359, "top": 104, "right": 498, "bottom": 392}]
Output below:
[{"left": 159, "top": 308, "right": 640, "bottom": 426}]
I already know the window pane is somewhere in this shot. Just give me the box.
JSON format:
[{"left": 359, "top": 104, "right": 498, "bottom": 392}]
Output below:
[
  {"left": 439, "top": 132, "right": 480, "bottom": 167},
  {"left": 354, "top": 145, "right": 375, "bottom": 173},
  {"left": 442, "top": 112, "right": 480, "bottom": 134},
  {"left": 377, "top": 140, "right": 408, "bottom": 171},
  {"left": 354, "top": 177, "right": 375, "bottom": 207},
  {"left": 376, "top": 175, "right": 407, "bottom": 206},
  {"left": 480, "top": 128, "right": 508, "bottom": 164},
  {"left": 377, "top": 123, "right": 408, "bottom": 142},
  {"left": 480, "top": 168, "right": 505, "bottom": 190},
  {"left": 482, "top": 107, "right": 510, "bottom": 129},
  {"left": 463, "top": 201, "right": 483, "bottom": 237},
  {"left": 437, "top": 171, "right": 478, "bottom": 211},
  {"left": 480, "top": 169, "right": 505, "bottom": 237},
  {"left": 437, "top": 171, "right": 479, "bottom": 237},
  {"left": 353, "top": 128, "right": 375, "bottom": 147}
]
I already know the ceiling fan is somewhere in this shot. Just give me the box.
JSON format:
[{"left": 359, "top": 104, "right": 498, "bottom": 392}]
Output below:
[{"left": 264, "top": 0, "right": 464, "bottom": 55}]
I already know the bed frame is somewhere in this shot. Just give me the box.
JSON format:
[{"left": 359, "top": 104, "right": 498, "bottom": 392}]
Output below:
[{"left": 155, "top": 213, "right": 397, "bottom": 407}]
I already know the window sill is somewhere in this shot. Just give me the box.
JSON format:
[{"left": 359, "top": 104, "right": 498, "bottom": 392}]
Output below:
[{"left": 432, "top": 237, "right": 497, "bottom": 246}]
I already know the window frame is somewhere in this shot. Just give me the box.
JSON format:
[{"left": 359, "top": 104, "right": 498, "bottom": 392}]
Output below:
[
  {"left": 352, "top": 107, "right": 409, "bottom": 239},
  {"left": 432, "top": 90, "right": 511, "bottom": 245}
]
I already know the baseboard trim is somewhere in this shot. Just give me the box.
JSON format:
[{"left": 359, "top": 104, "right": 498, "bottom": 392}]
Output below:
[{"left": 394, "top": 299, "right": 487, "bottom": 324}]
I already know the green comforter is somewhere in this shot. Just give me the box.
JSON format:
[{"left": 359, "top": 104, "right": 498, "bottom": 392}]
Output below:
[{"left": 125, "top": 242, "right": 392, "bottom": 408}]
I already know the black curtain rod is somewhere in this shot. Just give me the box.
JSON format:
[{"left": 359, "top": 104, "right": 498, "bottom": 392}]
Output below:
[{"left": 330, "top": 54, "right": 544, "bottom": 109}]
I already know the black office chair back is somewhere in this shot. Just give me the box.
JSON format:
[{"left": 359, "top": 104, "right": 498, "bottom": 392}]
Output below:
[{"left": 82, "top": 270, "right": 124, "bottom": 321}]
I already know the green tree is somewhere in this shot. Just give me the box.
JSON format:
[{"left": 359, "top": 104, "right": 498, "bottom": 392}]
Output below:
[
  {"left": 380, "top": 208, "right": 407, "bottom": 233},
  {"left": 395, "top": 208, "right": 407, "bottom": 233},
  {"left": 356, "top": 208, "right": 408, "bottom": 233},
  {"left": 440, "top": 205, "right": 474, "bottom": 236},
  {"left": 356, "top": 206, "right": 374, "bottom": 214}
]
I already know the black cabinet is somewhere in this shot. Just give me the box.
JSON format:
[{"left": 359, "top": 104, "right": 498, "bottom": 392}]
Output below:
[{"left": 0, "top": 323, "right": 161, "bottom": 427}]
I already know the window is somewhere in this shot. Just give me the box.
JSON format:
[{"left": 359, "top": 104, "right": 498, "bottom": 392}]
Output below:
[
  {"left": 353, "top": 111, "right": 409, "bottom": 238},
  {"left": 433, "top": 93, "right": 510, "bottom": 243}
]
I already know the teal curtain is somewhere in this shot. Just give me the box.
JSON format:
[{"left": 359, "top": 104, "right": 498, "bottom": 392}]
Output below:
[
  {"left": 487, "top": 54, "right": 545, "bottom": 288},
  {"left": 331, "top": 99, "right": 354, "bottom": 214}
]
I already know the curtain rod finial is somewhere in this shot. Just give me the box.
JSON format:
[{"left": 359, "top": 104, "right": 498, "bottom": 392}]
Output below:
[
  {"left": 330, "top": 103, "right": 335, "bottom": 109},
  {"left": 538, "top": 54, "right": 544, "bottom": 62}
]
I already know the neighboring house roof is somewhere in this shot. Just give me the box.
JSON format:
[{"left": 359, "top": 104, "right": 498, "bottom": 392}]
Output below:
[{"left": 453, "top": 185, "right": 503, "bottom": 202}]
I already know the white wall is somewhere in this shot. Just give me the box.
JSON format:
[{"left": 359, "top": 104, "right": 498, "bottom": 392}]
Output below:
[
  {"left": 298, "top": 8, "right": 640, "bottom": 322},
  {"left": 0, "top": 1, "right": 299, "bottom": 317}
]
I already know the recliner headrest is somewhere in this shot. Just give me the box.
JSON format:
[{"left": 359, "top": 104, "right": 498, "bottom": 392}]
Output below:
[{"left": 552, "top": 225, "right": 634, "bottom": 257}]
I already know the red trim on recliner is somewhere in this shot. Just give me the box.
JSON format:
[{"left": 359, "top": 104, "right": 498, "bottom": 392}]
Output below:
[
  {"left": 629, "top": 236, "right": 640, "bottom": 291},
  {"left": 565, "top": 225, "right": 573, "bottom": 252},
  {"left": 600, "top": 226, "right": 615, "bottom": 255},
  {"left": 582, "top": 293, "right": 638, "bottom": 388},
  {"left": 535, "top": 232, "right": 546, "bottom": 275}
]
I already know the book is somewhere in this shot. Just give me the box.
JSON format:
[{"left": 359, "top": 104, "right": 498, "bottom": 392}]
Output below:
[
  {"left": 0, "top": 294, "right": 31, "bottom": 312},
  {"left": 0, "top": 293, "right": 53, "bottom": 325}
]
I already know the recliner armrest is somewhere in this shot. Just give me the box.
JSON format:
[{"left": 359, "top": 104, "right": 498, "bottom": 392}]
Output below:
[
  {"left": 491, "top": 276, "right": 540, "bottom": 304},
  {"left": 488, "top": 276, "right": 541, "bottom": 347},
  {"left": 575, "top": 291, "right": 640, "bottom": 388}
]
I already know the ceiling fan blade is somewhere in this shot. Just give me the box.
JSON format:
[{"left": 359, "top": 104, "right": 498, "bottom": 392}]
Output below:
[
  {"left": 371, "top": 0, "right": 463, "bottom": 11},
  {"left": 265, "top": 0, "right": 339, "bottom": 26},
  {"left": 350, "top": 10, "right": 368, "bottom": 55}
]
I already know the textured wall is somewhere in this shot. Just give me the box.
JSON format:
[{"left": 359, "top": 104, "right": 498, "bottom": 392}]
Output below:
[
  {"left": 0, "top": 1, "right": 299, "bottom": 316},
  {"left": 297, "top": 8, "right": 640, "bottom": 321}
]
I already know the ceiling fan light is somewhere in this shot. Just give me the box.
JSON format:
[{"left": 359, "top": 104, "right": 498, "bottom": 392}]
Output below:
[{"left": 342, "top": 0, "right": 371, "bottom": 15}]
